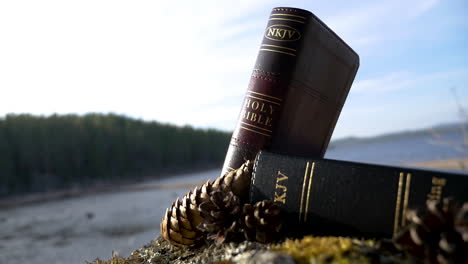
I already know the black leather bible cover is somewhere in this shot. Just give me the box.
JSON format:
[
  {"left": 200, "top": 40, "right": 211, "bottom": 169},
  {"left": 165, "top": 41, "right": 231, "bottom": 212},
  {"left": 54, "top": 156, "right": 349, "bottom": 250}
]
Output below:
[
  {"left": 221, "top": 7, "right": 359, "bottom": 175},
  {"left": 250, "top": 151, "right": 468, "bottom": 238}
]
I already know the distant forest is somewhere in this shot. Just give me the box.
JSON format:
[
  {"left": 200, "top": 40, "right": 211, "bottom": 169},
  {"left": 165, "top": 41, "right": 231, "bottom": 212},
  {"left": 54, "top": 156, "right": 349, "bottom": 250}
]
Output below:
[{"left": 0, "top": 114, "right": 231, "bottom": 196}]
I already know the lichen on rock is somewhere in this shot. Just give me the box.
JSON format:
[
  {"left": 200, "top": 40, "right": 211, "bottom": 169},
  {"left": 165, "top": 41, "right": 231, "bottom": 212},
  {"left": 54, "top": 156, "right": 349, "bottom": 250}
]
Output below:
[
  {"left": 87, "top": 235, "right": 408, "bottom": 264},
  {"left": 87, "top": 236, "right": 269, "bottom": 264},
  {"left": 273, "top": 236, "right": 373, "bottom": 264}
]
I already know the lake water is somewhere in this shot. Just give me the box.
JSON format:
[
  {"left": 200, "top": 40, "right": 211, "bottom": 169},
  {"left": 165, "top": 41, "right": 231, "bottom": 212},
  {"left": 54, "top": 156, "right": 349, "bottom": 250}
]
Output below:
[
  {"left": 0, "top": 127, "right": 466, "bottom": 264},
  {"left": 0, "top": 170, "right": 220, "bottom": 264},
  {"left": 326, "top": 127, "right": 468, "bottom": 165}
]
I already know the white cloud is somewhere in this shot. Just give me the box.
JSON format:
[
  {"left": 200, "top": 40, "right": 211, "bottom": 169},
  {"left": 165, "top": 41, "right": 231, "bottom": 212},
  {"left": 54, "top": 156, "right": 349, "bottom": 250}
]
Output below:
[{"left": 351, "top": 69, "right": 468, "bottom": 94}]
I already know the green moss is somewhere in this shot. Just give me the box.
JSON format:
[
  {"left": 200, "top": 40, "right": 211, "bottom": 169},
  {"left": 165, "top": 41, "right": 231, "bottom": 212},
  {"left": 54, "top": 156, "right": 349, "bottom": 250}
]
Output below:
[
  {"left": 88, "top": 236, "right": 405, "bottom": 264},
  {"left": 86, "top": 237, "right": 267, "bottom": 264},
  {"left": 273, "top": 236, "right": 375, "bottom": 264}
]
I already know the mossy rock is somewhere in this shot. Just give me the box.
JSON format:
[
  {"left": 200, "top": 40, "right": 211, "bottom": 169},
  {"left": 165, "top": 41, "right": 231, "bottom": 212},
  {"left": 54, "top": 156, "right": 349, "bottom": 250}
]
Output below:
[{"left": 87, "top": 236, "right": 407, "bottom": 264}]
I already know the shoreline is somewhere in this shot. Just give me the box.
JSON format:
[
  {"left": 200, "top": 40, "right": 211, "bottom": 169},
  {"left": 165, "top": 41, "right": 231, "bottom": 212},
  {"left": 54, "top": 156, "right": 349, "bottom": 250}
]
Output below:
[
  {"left": 1, "top": 157, "right": 466, "bottom": 209},
  {"left": 0, "top": 177, "right": 206, "bottom": 209},
  {"left": 404, "top": 157, "right": 468, "bottom": 171}
]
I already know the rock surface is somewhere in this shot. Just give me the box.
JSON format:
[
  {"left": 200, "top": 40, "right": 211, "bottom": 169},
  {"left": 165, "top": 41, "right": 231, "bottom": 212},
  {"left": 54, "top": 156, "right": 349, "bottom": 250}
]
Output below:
[{"left": 88, "top": 236, "right": 407, "bottom": 264}]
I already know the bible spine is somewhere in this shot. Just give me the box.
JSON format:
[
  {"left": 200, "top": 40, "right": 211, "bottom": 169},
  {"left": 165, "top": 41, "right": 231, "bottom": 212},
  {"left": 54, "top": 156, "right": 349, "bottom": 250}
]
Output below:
[
  {"left": 250, "top": 151, "right": 468, "bottom": 238},
  {"left": 221, "top": 7, "right": 359, "bottom": 174}
]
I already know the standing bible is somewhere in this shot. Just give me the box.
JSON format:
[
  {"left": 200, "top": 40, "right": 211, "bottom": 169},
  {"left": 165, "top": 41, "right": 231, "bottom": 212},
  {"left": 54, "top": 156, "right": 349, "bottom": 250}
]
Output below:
[{"left": 221, "top": 7, "right": 359, "bottom": 174}]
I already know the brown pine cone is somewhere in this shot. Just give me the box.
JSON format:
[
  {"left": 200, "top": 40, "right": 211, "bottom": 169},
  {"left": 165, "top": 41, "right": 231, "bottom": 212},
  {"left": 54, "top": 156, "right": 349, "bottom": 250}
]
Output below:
[
  {"left": 240, "top": 200, "right": 282, "bottom": 243},
  {"left": 198, "top": 190, "right": 242, "bottom": 245},
  {"left": 213, "top": 160, "right": 253, "bottom": 199},
  {"left": 393, "top": 198, "right": 468, "bottom": 264},
  {"left": 160, "top": 181, "right": 214, "bottom": 247},
  {"left": 161, "top": 160, "right": 253, "bottom": 247},
  {"left": 160, "top": 198, "right": 198, "bottom": 247}
]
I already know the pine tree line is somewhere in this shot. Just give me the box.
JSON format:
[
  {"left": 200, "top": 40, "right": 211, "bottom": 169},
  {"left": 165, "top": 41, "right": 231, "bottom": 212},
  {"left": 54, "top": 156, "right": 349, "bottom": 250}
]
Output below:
[{"left": 0, "top": 113, "right": 231, "bottom": 196}]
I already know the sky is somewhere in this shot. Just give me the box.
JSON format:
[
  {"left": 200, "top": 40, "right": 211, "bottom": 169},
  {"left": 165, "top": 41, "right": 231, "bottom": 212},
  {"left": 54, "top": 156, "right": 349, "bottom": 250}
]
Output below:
[{"left": 0, "top": 0, "right": 467, "bottom": 139}]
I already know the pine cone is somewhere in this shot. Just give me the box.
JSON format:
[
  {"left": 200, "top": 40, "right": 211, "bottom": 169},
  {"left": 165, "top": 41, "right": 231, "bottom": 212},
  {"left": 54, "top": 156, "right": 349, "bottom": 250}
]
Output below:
[
  {"left": 213, "top": 160, "right": 253, "bottom": 199},
  {"left": 160, "top": 160, "right": 253, "bottom": 247},
  {"left": 198, "top": 190, "right": 242, "bottom": 245},
  {"left": 240, "top": 200, "right": 282, "bottom": 243},
  {"left": 393, "top": 198, "right": 468, "bottom": 264},
  {"left": 160, "top": 181, "right": 214, "bottom": 247}
]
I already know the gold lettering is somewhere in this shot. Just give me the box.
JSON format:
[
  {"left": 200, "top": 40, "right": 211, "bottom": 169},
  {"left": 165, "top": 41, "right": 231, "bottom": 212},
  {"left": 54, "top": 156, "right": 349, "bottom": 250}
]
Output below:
[
  {"left": 242, "top": 99, "right": 277, "bottom": 129},
  {"left": 265, "top": 26, "right": 301, "bottom": 41},
  {"left": 426, "top": 177, "right": 447, "bottom": 202},
  {"left": 274, "top": 171, "right": 289, "bottom": 204},
  {"left": 265, "top": 117, "right": 272, "bottom": 127},
  {"left": 267, "top": 28, "right": 276, "bottom": 37},
  {"left": 244, "top": 111, "right": 250, "bottom": 120},
  {"left": 432, "top": 177, "right": 446, "bottom": 186},
  {"left": 274, "top": 192, "right": 286, "bottom": 204},
  {"left": 275, "top": 29, "right": 283, "bottom": 38},
  {"left": 251, "top": 101, "right": 259, "bottom": 110},
  {"left": 268, "top": 29, "right": 297, "bottom": 39},
  {"left": 257, "top": 114, "right": 264, "bottom": 125},
  {"left": 242, "top": 110, "right": 274, "bottom": 127},
  {"left": 260, "top": 103, "right": 267, "bottom": 113},
  {"left": 249, "top": 113, "right": 257, "bottom": 122},
  {"left": 268, "top": 105, "right": 274, "bottom": 115},
  {"left": 245, "top": 98, "right": 251, "bottom": 108},
  {"left": 277, "top": 171, "right": 288, "bottom": 182}
]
